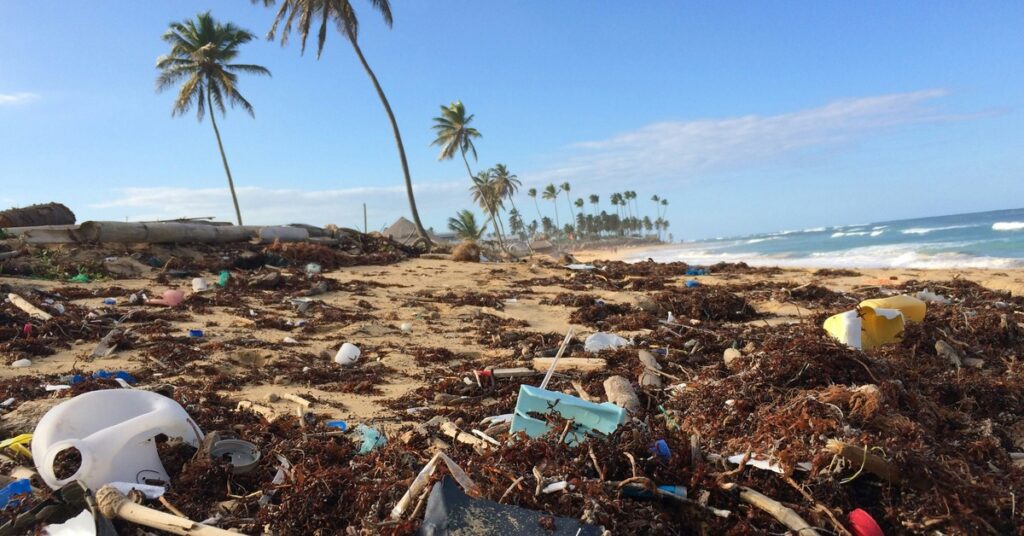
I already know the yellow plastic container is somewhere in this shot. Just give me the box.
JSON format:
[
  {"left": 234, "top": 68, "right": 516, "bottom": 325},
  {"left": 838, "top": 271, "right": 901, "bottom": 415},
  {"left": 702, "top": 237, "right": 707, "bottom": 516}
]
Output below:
[
  {"left": 823, "top": 295, "right": 926, "bottom": 350},
  {"left": 859, "top": 295, "right": 926, "bottom": 322}
]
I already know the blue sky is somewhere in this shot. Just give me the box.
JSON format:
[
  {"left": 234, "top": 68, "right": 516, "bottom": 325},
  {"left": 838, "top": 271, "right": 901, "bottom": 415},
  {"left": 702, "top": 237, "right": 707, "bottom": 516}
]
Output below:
[{"left": 1, "top": 1, "right": 1022, "bottom": 239}]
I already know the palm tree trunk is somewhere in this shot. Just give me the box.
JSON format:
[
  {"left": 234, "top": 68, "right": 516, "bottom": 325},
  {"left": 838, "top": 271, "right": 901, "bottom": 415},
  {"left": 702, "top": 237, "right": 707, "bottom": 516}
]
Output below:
[
  {"left": 460, "top": 150, "right": 475, "bottom": 180},
  {"left": 206, "top": 91, "right": 244, "bottom": 226},
  {"left": 348, "top": 36, "right": 430, "bottom": 244},
  {"left": 532, "top": 199, "right": 543, "bottom": 224},
  {"left": 551, "top": 201, "right": 560, "bottom": 230}
]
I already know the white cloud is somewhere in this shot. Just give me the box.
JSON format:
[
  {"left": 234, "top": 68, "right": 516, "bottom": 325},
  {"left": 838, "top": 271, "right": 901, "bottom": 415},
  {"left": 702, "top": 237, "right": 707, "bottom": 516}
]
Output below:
[
  {"left": 89, "top": 182, "right": 467, "bottom": 231},
  {"left": 0, "top": 92, "right": 39, "bottom": 105},
  {"left": 531, "top": 88, "right": 971, "bottom": 186}
]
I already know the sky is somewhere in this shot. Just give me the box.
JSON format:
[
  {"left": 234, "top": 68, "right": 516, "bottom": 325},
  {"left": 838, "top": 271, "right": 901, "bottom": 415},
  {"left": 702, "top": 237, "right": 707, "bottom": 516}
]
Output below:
[{"left": 1, "top": 1, "right": 1022, "bottom": 240}]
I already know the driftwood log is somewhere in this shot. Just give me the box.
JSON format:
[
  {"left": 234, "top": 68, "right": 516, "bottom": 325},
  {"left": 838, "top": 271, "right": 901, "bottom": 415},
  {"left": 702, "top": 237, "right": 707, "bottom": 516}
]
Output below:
[{"left": 0, "top": 202, "right": 75, "bottom": 227}]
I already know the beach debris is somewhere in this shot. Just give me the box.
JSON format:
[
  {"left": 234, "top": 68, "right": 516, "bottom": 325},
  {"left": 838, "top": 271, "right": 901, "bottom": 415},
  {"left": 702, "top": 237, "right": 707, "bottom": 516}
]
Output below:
[
  {"left": 935, "top": 340, "right": 962, "bottom": 368},
  {"left": 510, "top": 385, "right": 626, "bottom": 445},
  {"left": 334, "top": 342, "right": 361, "bottom": 365},
  {"left": 0, "top": 202, "right": 75, "bottom": 227},
  {"left": 722, "top": 347, "right": 742, "bottom": 369},
  {"left": 7, "top": 293, "right": 52, "bottom": 321},
  {"left": 304, "top": 262, "right": 322, "bottom": 275},
  {"left": 400, "top": 322, "right": 413, "bottom": 333},
  {"left": 188, "top": 329, "right": 204, "bottom": 338},
  {"left": 91, "top": 328, "right": 123, "bottom": 358},
  {"left": 530, "top": 357, "right": 606, "bottom": 373},
  {"left": 721, "top": 483, "right": 819, "bottom": 535},
  {"left": 847, "top": 508, "right": 885, "bottom": 536},
  {"left": 685, "top": 279, "right": 700, "bottom": 288},
  {"left": 584, "top": 332, "right": 631, "bottom": 353},
  {"left": 32, "top": 390, "right": 203, "bottom": 490},
  {"left": 0, "top": 479, "right": 31, "bottom": 510},
  {"left": 37, "top": 510, "right": 95, "bottom": 535},
  {"left": 209, "top": 439, "right": 261, "bottom": 475},
  {"left": 637, "top": 350, "right": 663, "bottom": 387},
  {"left": 915, "top": 289, "right": 949, "bottom": 304},
  {"left": 451, "top": 241, "right": 481, "bottom": 262},
  {"left": 352, "top": 424, "right": 386, "bottom": 454},
  {"left": 191, "top": 277, "right": 209, "bottom": 292},
  {"left": 146, "top": 289, "right": 184, "bottom": 307},
  {"left": 96, "top": 484, "right": 236, "bottom": 535},
  {"left": 823, "top": 295, "right": 926, "bottom": 350},
  {"left": 10, "top": 359, "right": 32, "bottom": 368},
  {"left": 420, "top": 476, "right": 602, "bottom": 535},
  {"left": 603, "top": 375, "right": 641, "bottom": 413},
  {"left": 565, "top": 263, "right": 596, "bottom": 271}
]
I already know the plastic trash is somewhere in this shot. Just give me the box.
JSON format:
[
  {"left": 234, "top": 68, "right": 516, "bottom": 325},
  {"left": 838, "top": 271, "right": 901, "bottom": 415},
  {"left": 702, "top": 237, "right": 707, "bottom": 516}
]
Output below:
[
  {"left": 650, "top": 439, "right": 671, "bottom": 460},
  {"left": 353, "top": 424, "right": 385, "bottom": 454},
  {"left": 31, "top": 389, "right": 203, "bottom": 490},
  {"left": 217, "top": 270, "right": 230, "bottom": 287},
  {"left": 304, "top": 263, "right": 322, "bottom": 275},
  {"left": 420, "top": 476, "right": 602, "bottom": 536},
  {"left": 335, "top": 343, "right": 361, "bottom": 366},
  {"left": 400, "top": 322, "right": 413, "bottom": 334},
  {"left": 0, "top": 434, "right": 32, "bottom": 459},
  {"left": 915, "top": 290, "right": 949, "bottom": 304},
  {"left": 684, "top": 280, "right": 700, "bottom": 288},
  {"left": 10, "top": 359, "right": 31, "bottom": 368},
  {"left": 209, "top": 439, "right": 261, "bottom": 474},
  {"left": 584, "top": 332, "right": 632, "bottom": 353},
  {"left": 848, "top": 508, "right": 885, "bottom": 536},
  {"left": 68, "top": 274, "right": 90, "bottom": 283},
  {"left": 91, "top": 370, "right": 137, "bottom": 385},
  {"left": 283, "top": 336, "right": 298, "bottom": 344},
  {"left": 824, "top": 295, "right": 926, "bottom": 350},
  {"left": 147, "top": 289, "right": 184, "bottom": 307},
  {"left": 40, "top": 509, "right": 95, "bottom": 535},
  {"left": 106, "top": 481, "right": 166, "bottom": 499},
  {"left": 0, "top": 479, "right": 32, "bottom": 510},
  {"left": 191, "top": 278, "right": 209, "bottom": 292},
  {"left": 510, "top": 385, "right": 626, "bottom": 446},
  {"left": 565, "top": 263, "right": 596, "bottom": 271},
  {"left": 621, "top": 483, "right": 688, "bottom": 501},
  {"left": 326, "top": 420, "right": 347, "bottom": 432},
  {"left": 686, "top": 267, "right": 706, "bottom": 276},
  {"left": 541, "top": 481, "right": 569, "bottom": 494},
  {"left": 188, "top": 329, "right": 204, "bottom": 338},
  {"left": 102, "top": 298, "right": 116, "bottom": 306}
]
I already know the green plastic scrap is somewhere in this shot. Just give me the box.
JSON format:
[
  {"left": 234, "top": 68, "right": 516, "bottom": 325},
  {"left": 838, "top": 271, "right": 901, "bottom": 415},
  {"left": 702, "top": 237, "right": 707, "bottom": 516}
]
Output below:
[{"left": 510, "top": 384, "right": 626, "bottom": 446}]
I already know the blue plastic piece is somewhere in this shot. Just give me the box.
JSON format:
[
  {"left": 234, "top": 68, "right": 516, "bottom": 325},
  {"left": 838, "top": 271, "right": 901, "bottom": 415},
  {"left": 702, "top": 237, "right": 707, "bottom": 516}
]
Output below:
[
  {"left": 0, "top": 479, "right": 32, "bottom": 510},
  {"left": 650, "top": 439, "right": 671, "bottom": 460},
  {"left": 684, "top": 280, "right": 700, "bottom": 288},
  {"left": 621, "top": 483, "right": 688, "bottom": 501},
  {"left": 510, "top": 385, "right": 626, "bottom": 446},
  {"left": 188, "top": 329, "right": 204, "bottom": 338},
  {"left": 326, "top": 420, "right": 348, "bottom": 432},
  {"left": 90, "top": 370, "right": 137, "bottom": 385},
  {"left": 685, "top": 267, "right": 706, "bottom": 276},
  {"left": 103, "top": 298, "right": 117, "bottom": 305},
  {"left": 353, "top": 424, "right": 385, "bottom": 454}
]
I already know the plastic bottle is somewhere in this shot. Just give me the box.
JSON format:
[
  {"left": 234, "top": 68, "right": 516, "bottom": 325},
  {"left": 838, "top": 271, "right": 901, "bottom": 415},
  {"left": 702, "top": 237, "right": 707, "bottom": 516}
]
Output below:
[
  {"left": 31, "top": 390, "right": 204, "bottom": 490},
  {"left": 335, "top": 343, "right": 360, "bottom": 366}
]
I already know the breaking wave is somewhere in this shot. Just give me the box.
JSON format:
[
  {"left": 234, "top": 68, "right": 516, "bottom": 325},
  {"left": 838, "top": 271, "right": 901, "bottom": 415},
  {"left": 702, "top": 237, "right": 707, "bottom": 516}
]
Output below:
[{"left": 993, "top": 221, "right": 1024, "bottom": 231}]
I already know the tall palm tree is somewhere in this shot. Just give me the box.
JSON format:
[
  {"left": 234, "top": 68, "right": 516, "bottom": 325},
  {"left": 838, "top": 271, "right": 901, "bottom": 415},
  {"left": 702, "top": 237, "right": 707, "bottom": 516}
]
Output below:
[
  {"left": 660, "top": 198, "right": 669, "bottom": 220},
  {"left": 491, "top": 164, "right": 521, "bottom": 214},
  {"left": 447, "top": 209, "right": 485, "bottom": 240},
  {"left": 255, "top": 0, "right": 430, "bottom": 243},
  {"left": 589, "top": 194, "right": 599, "bottom": 214},
  {"left": 542, "top": 184, "right": 561, "bottom": 231},
  {"left": 156, "top": 12, "right": 270, "bottom": 226},
  {"left": 610, "top": 192, "right": 623, "bottom": 219},
  {"left": 559, "top": 182, "right": 575, "bottom": 231},
  {"left": 651, "top": 194, "right": 661, "bottom": 221},
  {"left": 470, "top": 171, "right": 506, "bottom": 249},
  {"left": 527, "top": 187, "right": 543, "bottom": 223},
  {"left": 431, "top": 100, "right": 481, "bottom": 179},
  {"left": 574, "top": 198, "right": 585, "bottom": 216}
]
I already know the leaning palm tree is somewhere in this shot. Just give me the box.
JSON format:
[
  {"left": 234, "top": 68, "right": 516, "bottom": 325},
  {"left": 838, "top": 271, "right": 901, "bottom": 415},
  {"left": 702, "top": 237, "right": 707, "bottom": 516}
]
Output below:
[
  {"left": 157, "top": 12, "right": 270, "bottom": 226},
  {"left": 542, "top": 184, "right": 561, "bottom": 231},
  {"left": 447, "top": 209, "right": 485, "bottom": 241},
  {"left": 559, "top": 182, "right": 575, "bottom": 230},
  {"left": 254, "top": 0, "right": 430, "bottom": 243},
  {"left": 470, "top": 172, "right": 506, "bottom": 249},
  {"left": 527, "top": 188, "right": 543, "bottom": 224},
  {"left": 660, "top": 198, "right": 669, "bottom": 220},
  {"left": 651, "top": 194, "right": 661, "bottom": 221},
  {"left": 431, "top": 101, "right": 481, "bottom": 179}
]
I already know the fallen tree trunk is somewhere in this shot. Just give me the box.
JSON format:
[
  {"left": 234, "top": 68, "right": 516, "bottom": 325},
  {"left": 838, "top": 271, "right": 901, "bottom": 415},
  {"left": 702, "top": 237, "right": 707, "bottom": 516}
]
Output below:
[
  {"left": 76, "top": 221, "right": 254, "bottom": 243},
  {"left": 0, "top": 203, "right": 75, "bottom": 227}
]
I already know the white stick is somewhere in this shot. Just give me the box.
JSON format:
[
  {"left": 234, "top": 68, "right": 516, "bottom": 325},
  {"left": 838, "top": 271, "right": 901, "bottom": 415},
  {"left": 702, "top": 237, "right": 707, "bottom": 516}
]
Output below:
[
  {"left": 8, "top": 293, "right": 52, "bottom": 321},
  {"left": 540, "top": 327, "right": 575, "bottom": 390},
  {"left": 96, "top": 485, "right": 239, "bottom": 535}
]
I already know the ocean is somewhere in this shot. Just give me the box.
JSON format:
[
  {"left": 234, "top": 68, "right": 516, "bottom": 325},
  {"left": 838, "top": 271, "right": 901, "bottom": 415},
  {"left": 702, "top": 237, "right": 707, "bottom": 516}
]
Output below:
[{"left": 625, "top": 208, "right": 1024, "bottom": 269}]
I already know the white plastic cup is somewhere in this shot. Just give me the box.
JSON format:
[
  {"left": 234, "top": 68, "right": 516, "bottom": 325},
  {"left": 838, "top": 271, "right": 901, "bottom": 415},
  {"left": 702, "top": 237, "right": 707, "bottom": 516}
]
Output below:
[
  {"left": 335, "top": 343, "right": 360, "bottom": 366},
  {"left": 400, "top": 322, "right": 413, "bottom": 334},
  {"left": 191, "top": 278, "right": 208, "bottom": 292}
]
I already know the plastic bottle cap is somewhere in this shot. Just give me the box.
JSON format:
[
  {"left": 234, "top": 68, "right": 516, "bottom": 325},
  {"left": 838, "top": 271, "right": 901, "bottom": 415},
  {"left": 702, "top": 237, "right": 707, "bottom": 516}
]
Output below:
[{"left": 848, "top": 508, "right": 884, "bottom": 536}]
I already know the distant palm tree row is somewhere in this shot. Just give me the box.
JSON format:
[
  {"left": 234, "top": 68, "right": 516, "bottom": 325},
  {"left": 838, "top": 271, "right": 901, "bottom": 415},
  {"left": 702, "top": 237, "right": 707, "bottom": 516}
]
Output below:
[
  {"left": 434, "top": 101, "right": 671, "bottom": 245},
  {"left": 158, "top": 1, "right": 431, "bottom": 242}
]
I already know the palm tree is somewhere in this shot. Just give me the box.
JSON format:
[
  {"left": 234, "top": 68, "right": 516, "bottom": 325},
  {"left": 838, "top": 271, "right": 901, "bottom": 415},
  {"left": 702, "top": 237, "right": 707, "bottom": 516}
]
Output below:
[
  {"left": 610, "top": 192, "right": 623, "bottom": 220},
  {"left": 491, "top": 164, "right": 521, "bottom": 214},
  {"left": 651, "top": 194, "right": 661, "bottom": 221},
  {"left": 574, "top": 198, "right": 585, "bottom": 217},
  {"left": 660, "top": 198, "right": 669, "bottom": 220},
  {"left": 470, "top": 171, "right": 506, "bottom": 249},
  {"left": 431, "top": 100, "right": 481, "bottom": 179},
  {"left": 156, "top": 12, "right": 270, "bottom": 226},
  {"left": 447, "top": 210, "right": 485, "bottom": 240},
  {"left": 507, "top": 208, "right": 525, "bottom": 240},
  {"left": 560, "top": 182, "right": 575, "bottom": 233},
  {"left": 255, "top": 0, "right": 430, "bottom": 243},
  {"left": 542, "top": 184, "right": 561, "bottom": 231},
  {"left": 589, "top": 194, "right": 599, "bottom": 214},
  {"left": 527, "top": 187, "right": 543, "bottom": 223}
]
